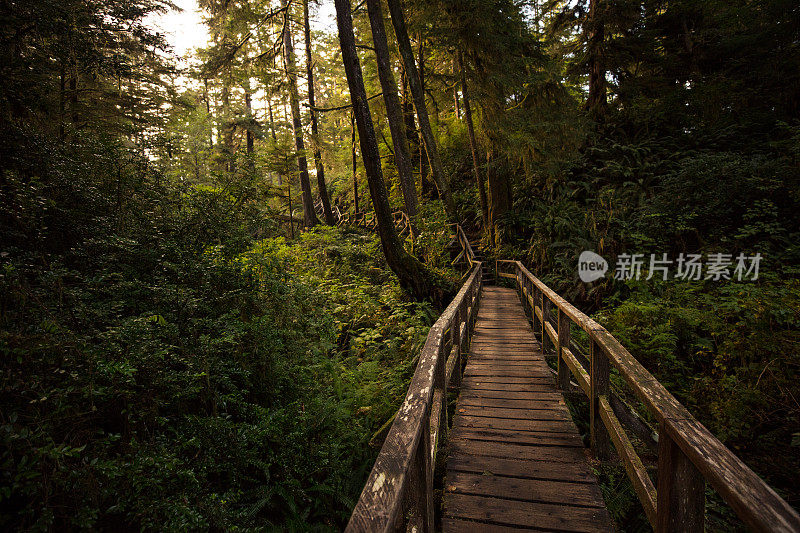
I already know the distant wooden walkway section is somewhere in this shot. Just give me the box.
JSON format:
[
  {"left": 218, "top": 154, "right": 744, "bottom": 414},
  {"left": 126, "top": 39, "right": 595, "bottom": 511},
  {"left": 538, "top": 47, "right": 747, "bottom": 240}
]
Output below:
[
  {"left": 444, "top": 287, "right": 612, "bottom": 532},
  {"left": 345, "top": 226, "right": 800, "bottom": 533}
]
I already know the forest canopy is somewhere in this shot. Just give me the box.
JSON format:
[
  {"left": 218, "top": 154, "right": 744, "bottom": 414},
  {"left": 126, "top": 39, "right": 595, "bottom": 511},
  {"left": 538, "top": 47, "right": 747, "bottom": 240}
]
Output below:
[{"left": 1, "top": 0, "right": 799, "bottom": 530}]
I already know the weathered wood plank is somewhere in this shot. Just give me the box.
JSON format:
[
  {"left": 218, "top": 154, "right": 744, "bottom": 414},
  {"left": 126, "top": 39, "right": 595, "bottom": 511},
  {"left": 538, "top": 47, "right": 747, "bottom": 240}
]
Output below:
[
  {"left": 450, "top": 425, "right": 584, "bottom": 445},
  {"left": 461, "top": 375, "right": 555, "bottom": 385},
  {"left": 447, "top": 454, "right": 595, "bottom": 483},
  {"left": 470, "top": 340, "right": 539, "bottom": 348},
  {"left": 455, "top": 406, "right": 571, "bottom": 421},
  {"left": 473, "top": 325, "right": 535, "bottom": 331},
  {"left": 475, "top": 324, "right": 532, "bottom": 328},
  {"left": 457, "top": 389, "right": 564, "bottom": 401},
  {"left": 465, "top": 361, "right": 542, "bottom": 369},
  {"left": 443, "top": 518, "right": 536, "bottom": 533},
  {"left": 449, "top": 438, "right": 591, "bottom": 464},
  {"left": 457, "top": 396, "right": 566, "bottom": 411},
  {"left": 474, "top": 323, "right": 535, "bottom": 329},
  {"left": 469, "top": 350, "right": 541, "bottom": 358},
  {"left": 463, "top": 369, "right": 552, "bottom": 378},
  {"left": 458, "top": 382, "right": 562, "bottom": 393},
  {"left": 445, "top": 471, "right": 606, "bottom": 508},
  {"left": 453, "top": 414, "right": 578, "bottom": 434},
  {"left": 466, "top": 362, "right": 545, "bottom": 369},
  {"left": 444, "top": 494, "right": 612, "bottom": 532},
  {"left": 468, "top": 348, "right": 539, "bottom": 356}
]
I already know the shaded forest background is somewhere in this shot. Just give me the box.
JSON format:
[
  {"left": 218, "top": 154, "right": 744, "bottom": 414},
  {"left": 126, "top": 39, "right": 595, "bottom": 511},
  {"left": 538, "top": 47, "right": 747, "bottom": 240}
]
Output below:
[{"left": 1, "top": 0, "right": 799, "bottom": 530}]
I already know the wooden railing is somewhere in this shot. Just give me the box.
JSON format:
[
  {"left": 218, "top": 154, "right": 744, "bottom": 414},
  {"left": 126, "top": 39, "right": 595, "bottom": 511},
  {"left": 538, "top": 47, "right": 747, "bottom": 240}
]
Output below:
[
  {"left": 337, "top": 210, "right": 412, "bottom": 237},
  {"left": 450, "top": 224, "right": 476, "bottom": 268},
  {"left": 496, "top": 260, "right": 800, "bottom": 533},
  {"left": 392, "top": 211, "right": 413, "bottom": 238},
  {"left": 345, "top": 229, "right": 481, "bottom": 532}
]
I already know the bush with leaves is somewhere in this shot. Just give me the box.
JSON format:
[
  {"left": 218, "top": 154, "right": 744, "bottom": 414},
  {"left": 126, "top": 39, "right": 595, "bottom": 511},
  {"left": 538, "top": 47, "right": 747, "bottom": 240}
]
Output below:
[{"left": 0, "top": 125, "right": 456, "bottom": 530}]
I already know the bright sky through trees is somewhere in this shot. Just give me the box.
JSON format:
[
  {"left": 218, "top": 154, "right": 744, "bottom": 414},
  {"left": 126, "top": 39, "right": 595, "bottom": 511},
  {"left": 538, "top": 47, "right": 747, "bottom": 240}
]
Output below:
[
  {"left": 146, "top": 0, "right": 207, "bottom": 60},
  {"left": 146, "top": 0, "right": 336, "bottom": 64}
]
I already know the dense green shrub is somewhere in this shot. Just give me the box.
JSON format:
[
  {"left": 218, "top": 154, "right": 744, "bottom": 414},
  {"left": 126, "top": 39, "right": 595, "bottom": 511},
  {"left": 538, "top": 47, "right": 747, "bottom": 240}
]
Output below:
[{"left": 0, "top": 130, "right": 453, "bottom": 530}]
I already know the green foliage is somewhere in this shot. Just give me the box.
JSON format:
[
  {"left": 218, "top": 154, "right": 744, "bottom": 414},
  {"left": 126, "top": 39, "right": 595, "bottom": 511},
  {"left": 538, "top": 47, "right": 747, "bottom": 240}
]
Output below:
[
  {"left": 594, "top": 463, "right": 652, "bottom": 533},
  {"left": 0, "top": 122, "right": 448, "bottom": 530},
  {"left": 593, "top": 277, "right": 800, "bottom": 528}
]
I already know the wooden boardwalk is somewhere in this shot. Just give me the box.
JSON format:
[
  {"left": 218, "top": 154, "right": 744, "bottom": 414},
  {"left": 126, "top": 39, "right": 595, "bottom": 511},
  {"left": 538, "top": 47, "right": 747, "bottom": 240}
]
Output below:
[
  {"left": 443, "top": 287, "right": 613, "bottom": 532},
  {"left": 347, "top": 242, "right": 800, "bottom": 533}
]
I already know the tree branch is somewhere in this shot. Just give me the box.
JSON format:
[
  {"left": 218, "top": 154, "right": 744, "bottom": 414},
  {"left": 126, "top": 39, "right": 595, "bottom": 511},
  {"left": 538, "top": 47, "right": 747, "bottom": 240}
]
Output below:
[{"left": 303, "top": 92, "right": 383, "bottom": 112}]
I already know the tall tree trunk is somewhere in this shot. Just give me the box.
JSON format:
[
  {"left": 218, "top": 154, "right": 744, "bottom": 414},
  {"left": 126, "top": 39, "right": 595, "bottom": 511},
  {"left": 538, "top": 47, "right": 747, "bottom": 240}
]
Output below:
[
  {"left": 59, "top": 65, "right": 66, "bottom": 140},
  {"left": 245, "top": 90, "right": 255, "bottom": 172},
  {"left": 366, "top": 0, "right": 418, "bottom": 217},
  {"left": 486, "top": 149, "right": 512, "bottom": 247},
  {"left": 334, "top": 0, "right": 439, "bottom": 302},
  {"left": 281, "top": 98, "right": 295, "bottom": 237},
  {"left": 221, "top": 87, "right": 234, "bottom": 171},
  {"left": 267, "top": 99, "right": 277, "bottom": 143},
  {"left": 266, "top": 97, "right": 283, "bottom": 186},
  {"left": 203, "top": 78, "right": 213, "bottom": 149},
  {"left": 220, "top": 68, "right": 235, "bottom": 172},
  {"left": 69, "top": 70, "right": 78, "bottom": 127},
  {"left": 420, "top": 138, "right": 432, "bottom": 197},
  {"left": 386, "top": 0, "right": 456, "bottom": 220},
  {"left": 287, "top": 180, "right": 294, "bottom": 238},
  {"left": 401, "top": 71, "right": 426, "bottom": 197},
  {"left": 351, "top": 111, "right": 359, "bottom": 215},
  {"left": 304, "top": 0, "right": 335, "bottom": 224},
  {"left": 459, "top": 51, "right": 489, "bottom": 231},
  {"left": 419, "top": 38, "right": 440, "bottom": 129},
  {"left": 585, "top": 0, "right": 606, "bottom": 116},
  {"left": 452, "top": 57, "right": 461, "bottom": 120},
  {"left": 282, "top": 0, "right": 318, "bottom": 228}
]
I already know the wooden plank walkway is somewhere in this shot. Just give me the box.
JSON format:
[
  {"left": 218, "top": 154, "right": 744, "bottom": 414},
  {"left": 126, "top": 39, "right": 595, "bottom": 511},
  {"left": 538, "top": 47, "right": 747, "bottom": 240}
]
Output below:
[{"left": 443, "top": 287, "right": 613, "bottom": 532}]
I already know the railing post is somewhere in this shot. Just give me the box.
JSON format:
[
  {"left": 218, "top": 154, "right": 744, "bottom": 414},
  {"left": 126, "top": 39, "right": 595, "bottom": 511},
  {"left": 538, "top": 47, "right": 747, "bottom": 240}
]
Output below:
[
  {"left": 590, "top": 339, "right": 611, "bottom": 460},
  {"left": 521, "top": 274, "right": 531, "bottom": 319},
  {"left": 557, "top": 309, "right": 571, "bottom": 390},
  {"left": 532, "top": 284, "right": 541, "bottom": 337},
  {"left": 519, "top": 270, "right": 527, "bottom": 314},
  {"left": 451, "top": 310, "right": 462, "bottom": 388},
  {"left": 468, "top": 282, "right": 475, "bottom": 331},
  {"left": 656, "top": 424, "right": 705, "bottom": 533},
  {"left": 459, "top": 303, "right": 468, "bottom": 363},
  {"left": 541, "top": 296, "right": 551, "bottom": 355},
  {"left": 434, "top": 341, "right": 448, "bottom": 454},
  {"left": 473, "top": 279, "right": 479, "bottom": 329},
  {"left": 402, "top": 412, "right": 434, "bottom": 533}
]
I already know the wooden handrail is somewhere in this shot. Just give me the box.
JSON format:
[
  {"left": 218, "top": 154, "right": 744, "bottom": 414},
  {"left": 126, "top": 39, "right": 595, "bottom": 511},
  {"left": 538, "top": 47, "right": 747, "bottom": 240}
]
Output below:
[
  {"left": 452, "top": 224, "right": 476, "bottom": 265},
  {"left": 346, "top": 227, "right": 481, "bottom": 532},
  {"left": 496, "top": 259, "right": 800, "bottom": 533},
  {"left": 345, "top": 210, "right": 413, "bottom": 236}
]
